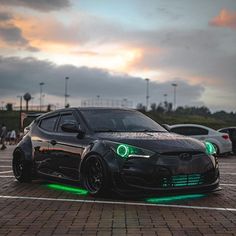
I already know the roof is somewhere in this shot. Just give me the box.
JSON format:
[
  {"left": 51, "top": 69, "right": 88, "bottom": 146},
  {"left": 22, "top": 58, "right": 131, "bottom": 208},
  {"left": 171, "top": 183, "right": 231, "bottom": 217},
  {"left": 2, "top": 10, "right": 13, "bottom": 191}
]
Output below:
[{"left": 35, "top": 107, "right": 137, "bottom": 120}]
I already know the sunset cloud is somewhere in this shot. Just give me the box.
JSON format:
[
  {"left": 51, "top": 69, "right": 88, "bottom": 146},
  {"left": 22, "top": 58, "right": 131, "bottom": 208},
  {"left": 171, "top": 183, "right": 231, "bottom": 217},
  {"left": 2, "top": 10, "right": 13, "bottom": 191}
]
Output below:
[
  {"left": 210, "top": 9, "right": 236, "bottom": 30},
  {"left": 0, "top": 1, "right": 236, "bottom": 111},
  {"left": 0, "top": 11, "right": 39, "bottom": 51},
  {"left": 0, "top": 56, "right": 205, "bottom": 108},
  {"left": 0, "top": 0, "right": 70, "bottom": 12}
]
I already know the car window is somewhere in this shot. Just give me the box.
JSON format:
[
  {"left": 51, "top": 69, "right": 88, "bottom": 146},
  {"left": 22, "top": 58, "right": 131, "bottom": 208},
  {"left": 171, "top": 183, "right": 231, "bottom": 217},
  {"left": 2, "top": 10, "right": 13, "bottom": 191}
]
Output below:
[
  {"left": 171, "top": 126, "right": 208, "bottom": 136},
  {"left": 57, "top": 113, "right": 77, "bottom": 132},
  {"left": 230, "top": 129, "right": 236, "bottom": 140},
  {"left": 39, "top": 116, "right": 58, "bottom": 132},
  {"left": 219, "top": 129, "right": 227, "bottom": 133},
  {"left": 81, "top": 109, "right": 167, "bottom": 132}
]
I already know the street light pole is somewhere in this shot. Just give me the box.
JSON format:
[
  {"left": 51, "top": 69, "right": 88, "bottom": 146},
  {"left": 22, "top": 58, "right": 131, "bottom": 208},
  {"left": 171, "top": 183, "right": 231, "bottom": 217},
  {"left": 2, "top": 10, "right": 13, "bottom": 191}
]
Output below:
[
  {"left": 171, "top": 83, "right": 178, "bottom": 110},
  {"left": 145, "top": 78, "right": 149, "bottom": 111},
  {"left": 17, "top": 95, "right": 22, "bottom": 111},
  {"left": 96, "top": 95, "right": 100, "bottom": 106},
  {"left": 164, "top": 94, "right": 167, "bottom": 103},
  {"left": 65, "top": 77, "right": 69, "bottom": 108},
  {"left": 39, "top": 82, "right": 45, "bottom": 111}
]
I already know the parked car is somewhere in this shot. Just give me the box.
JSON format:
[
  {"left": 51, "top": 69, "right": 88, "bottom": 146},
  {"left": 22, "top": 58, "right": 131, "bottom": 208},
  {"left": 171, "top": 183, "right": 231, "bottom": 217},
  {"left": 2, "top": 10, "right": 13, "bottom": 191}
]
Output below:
[
  {"left": 12, "top": 108, "right": 220, "bottom": 197},
  {"left": 218, "top": 127, "right": 236, "bottom": 154},
  {"left": 169, "top": 124, "right": 232, "bottom": 155}
]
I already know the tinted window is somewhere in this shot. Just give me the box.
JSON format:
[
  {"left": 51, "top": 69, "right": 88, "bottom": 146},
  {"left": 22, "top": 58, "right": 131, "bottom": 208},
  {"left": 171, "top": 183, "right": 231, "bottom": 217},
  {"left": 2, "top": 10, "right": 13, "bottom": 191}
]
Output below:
[
  {"left": 81, "top": 109, "right": 167, "bottom": 132},
  {"left": 171, "top": 126, "right": 208, "bottom": 136},
  {"left": 219, "top": 129, "right": 228, "bottom": 133},
  {"left": 230, "top": 129, "right": 236, "bottom": 140},
  {"left": 40, "top": 116, "right": 58, "bottom": 132},
  {"left": 57, "top": 113, "right": 77, "bottom": 132}
]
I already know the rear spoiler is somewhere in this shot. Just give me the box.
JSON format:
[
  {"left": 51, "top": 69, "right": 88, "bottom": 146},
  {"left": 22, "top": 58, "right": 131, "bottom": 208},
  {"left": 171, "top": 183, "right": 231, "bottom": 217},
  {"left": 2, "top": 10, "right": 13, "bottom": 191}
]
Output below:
[
  {"left": 20, "top": 112, "right": 44, "bottom": 130},
  {"left": 25, "top": 113, "right": 43, "bottom": 118}
]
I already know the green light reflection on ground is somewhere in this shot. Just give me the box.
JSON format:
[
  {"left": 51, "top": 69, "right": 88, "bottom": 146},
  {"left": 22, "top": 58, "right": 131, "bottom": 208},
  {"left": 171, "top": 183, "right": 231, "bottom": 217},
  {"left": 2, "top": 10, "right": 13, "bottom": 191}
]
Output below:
[
  {"left": 46, "top": 183, "right": 88, "bottom": 195},
  {"left": 146, "top": 194, "right": 206, "bottom": 204}
]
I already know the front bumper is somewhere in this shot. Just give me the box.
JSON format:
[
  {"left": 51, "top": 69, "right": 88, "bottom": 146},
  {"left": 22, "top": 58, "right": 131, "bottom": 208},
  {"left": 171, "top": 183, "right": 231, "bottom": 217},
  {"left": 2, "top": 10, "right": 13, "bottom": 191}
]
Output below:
[{"left": 110, "top": 152, "right": 220, "bottom": 196}]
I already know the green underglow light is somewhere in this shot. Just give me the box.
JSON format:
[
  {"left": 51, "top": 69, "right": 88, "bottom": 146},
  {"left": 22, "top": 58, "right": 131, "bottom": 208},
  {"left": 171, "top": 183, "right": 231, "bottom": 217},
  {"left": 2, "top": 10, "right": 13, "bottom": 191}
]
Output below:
[
  {"left": 46, "top": 183, "right": 88, "bottom": 195},
  {"left": 117, "top": 144, "right": 130, "bottom": 158},
  {"left": 146, "top": 194, "right": 206, "bottom": 204},
  {"left": 205, "top": 141, "right": 216, "bottom": 155}
]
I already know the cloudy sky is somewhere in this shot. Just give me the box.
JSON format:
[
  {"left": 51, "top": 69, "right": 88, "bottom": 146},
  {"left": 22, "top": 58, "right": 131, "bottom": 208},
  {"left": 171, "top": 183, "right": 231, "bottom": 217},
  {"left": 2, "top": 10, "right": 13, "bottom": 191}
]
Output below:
[{"left": 0, "top": 0, "right": 235, "bottom": 111}]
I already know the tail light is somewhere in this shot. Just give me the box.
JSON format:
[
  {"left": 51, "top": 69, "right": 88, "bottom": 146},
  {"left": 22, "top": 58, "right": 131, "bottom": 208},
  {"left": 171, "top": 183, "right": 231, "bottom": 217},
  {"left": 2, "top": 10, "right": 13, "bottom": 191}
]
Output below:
[{"left": 222, "top": 134, "right": 229, "bottom": 140}]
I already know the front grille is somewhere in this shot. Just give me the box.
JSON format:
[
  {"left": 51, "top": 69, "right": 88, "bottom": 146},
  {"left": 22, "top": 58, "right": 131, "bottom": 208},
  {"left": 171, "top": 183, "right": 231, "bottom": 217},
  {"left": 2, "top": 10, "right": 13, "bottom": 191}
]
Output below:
[{"left": 162, "top": 174, "right": 204, "bottom": 188}]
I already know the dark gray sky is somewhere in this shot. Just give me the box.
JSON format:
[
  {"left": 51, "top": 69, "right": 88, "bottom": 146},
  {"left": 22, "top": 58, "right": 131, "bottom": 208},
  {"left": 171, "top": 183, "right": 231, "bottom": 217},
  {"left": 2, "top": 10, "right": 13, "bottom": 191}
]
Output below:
[{"left": 0, "top": 0, "right": 235, "bottom": 111}]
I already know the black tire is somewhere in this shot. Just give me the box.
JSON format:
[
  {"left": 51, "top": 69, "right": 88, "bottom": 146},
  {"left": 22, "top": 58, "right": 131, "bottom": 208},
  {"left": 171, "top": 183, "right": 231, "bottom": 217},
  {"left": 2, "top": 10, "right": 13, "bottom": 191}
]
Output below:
[
  {"left": 81, "top": 155, "right": 110, "bottom": 196},
  {"left": 12, "top": 150, "right": 32, "bottom": 183}
]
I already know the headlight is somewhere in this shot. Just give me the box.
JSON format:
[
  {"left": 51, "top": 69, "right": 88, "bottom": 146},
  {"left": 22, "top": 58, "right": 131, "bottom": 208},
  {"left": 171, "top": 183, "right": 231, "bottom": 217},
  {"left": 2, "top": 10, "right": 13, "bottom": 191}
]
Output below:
[
  {"left": 106, "top": 141, "right": 154, "bottom": 159},
  {"left": 205, "top": 141, "right": 216, "bottom": 155},
  {"left": 205, "top": 141, "right": 217, "bottom": 167}
]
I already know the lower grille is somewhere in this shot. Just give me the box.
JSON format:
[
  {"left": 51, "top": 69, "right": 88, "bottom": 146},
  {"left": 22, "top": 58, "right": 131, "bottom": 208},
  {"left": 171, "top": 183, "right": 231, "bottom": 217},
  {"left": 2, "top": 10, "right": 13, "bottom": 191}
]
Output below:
[{"left": 162, "top": 174, "right": 204, "bottom": 188}]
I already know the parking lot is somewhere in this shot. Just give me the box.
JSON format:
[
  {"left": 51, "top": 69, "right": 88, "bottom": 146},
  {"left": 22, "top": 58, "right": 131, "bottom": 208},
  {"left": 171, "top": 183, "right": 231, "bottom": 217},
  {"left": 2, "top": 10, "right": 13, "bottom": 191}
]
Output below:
[{"left": 0, "top": 146, "right": 235, "bottom": 236}]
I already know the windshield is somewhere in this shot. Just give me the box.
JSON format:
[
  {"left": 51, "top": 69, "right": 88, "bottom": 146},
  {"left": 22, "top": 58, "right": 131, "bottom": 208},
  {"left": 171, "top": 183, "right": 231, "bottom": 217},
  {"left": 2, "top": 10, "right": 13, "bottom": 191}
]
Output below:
[{"left": 80, "top": 109, "right": 167, "bottom": 132}]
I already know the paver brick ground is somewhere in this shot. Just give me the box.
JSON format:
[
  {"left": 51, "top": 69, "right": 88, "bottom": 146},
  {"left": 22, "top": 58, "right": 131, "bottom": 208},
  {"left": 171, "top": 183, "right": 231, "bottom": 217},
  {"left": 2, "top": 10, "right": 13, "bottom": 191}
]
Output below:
[{"left": 0, "top": 146, "right": 236, "bottom": 235}]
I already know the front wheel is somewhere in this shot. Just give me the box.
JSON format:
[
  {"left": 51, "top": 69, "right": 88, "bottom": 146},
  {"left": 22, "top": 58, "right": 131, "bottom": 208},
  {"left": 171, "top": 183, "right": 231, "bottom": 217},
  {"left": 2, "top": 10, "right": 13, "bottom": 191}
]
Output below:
[
  {"left": 12, "top": 150, "right": 32, "bottom": 183},
  {"left": 81, "top": 155, "right": 110, "bottom": 196}
]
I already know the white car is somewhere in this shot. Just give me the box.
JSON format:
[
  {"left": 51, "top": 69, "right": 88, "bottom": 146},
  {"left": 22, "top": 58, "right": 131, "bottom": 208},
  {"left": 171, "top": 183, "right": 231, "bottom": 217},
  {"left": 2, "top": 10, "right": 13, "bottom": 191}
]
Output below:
[{"left": 169, "top": 124, "right": 232, "bottom": 155}]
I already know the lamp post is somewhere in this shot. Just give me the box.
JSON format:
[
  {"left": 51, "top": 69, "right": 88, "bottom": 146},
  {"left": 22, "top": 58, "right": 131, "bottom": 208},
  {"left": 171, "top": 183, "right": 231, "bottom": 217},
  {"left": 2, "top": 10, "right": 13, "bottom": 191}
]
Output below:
[
  {"left": 65, "top": 77, "right": 69, "bottom": 108},
  {"left": 96, "top": 95, "right": 100, "bottom": 106},
  {"left": 145, "top": 78, "right": 149, "bottom": 111},
  {"left": 31, "top": 97, "right": 34, "bottom": 111},
  {"left": 39, "top": 82, "right": 45, "bottom": 111},
  {"left": 1, "top": 101, "right": 5, "bottom": 110},
  {"left": 171, "top": 83, "right": 178, "bottom": 110},
  {"left": 17, "top": 95, "right": 22, "bottom": 111},
  {"left": 164, "top": 93, "right": 167, "bottom": 103}
]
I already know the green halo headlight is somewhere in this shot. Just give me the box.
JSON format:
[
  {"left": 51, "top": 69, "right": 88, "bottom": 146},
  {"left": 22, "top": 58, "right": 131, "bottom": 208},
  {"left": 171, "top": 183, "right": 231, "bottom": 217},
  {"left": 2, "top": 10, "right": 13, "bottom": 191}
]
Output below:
[
  {"left": 205, "top": 141, "right": 216, "bottom": 155},
  {"left": 117, "top": 144, "right": 130, "bottom": 158},
  {"left": 106, "top": 141, "right": 154, "bottom": 159}
]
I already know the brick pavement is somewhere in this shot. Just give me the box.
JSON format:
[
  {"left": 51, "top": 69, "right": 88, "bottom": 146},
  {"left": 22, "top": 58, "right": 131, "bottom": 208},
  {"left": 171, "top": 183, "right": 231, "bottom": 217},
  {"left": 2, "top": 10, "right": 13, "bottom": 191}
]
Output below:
[{"left": 0, "top": 146, "right": 236, "bottom": 236}]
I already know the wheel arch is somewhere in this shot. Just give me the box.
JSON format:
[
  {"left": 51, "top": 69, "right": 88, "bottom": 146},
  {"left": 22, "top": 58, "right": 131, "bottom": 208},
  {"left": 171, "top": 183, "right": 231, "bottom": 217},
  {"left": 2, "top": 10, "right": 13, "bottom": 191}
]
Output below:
[
  {"left": 13, "top": 135, "right": 33, "bottom": 162},
  {"left": 79, "top": 141, "right": 120, "bottom": 180}
]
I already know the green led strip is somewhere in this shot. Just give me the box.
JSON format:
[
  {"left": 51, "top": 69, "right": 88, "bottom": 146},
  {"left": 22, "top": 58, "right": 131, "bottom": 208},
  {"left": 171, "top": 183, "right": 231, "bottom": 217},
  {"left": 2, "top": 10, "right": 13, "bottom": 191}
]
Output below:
[
  {"left": 162, "top": 174, "right": 204, "bottom": 187},
  {"left": 146, "top": 194, "right": 206, "bottom": 203},
  {"left": 46, "top": 183, "right": 88, "bottom": 195}
]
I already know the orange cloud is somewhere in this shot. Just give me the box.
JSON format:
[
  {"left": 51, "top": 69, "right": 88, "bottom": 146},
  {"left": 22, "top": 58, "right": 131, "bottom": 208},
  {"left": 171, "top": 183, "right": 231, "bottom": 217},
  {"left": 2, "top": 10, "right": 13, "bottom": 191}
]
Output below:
[{"left": 210, "top": 9, "right": 236, "bottom": 29}]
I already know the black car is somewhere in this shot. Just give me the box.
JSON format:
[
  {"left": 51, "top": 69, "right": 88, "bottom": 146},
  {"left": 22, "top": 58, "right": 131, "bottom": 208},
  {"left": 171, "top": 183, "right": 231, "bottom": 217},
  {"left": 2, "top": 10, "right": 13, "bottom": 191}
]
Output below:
[
  {"left": 12, "top": 108, "right": 220, "bottom": 196},
  {"left": 218, "top": 127, "right": 236, "bottom": 154}
]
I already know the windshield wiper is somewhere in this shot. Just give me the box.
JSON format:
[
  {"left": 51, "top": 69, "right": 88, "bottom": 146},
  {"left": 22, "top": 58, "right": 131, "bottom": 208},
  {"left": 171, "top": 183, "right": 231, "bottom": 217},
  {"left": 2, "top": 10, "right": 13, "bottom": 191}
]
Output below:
[
  {"left": 138, "top": 129, "right": 166, "bottom": 132},
  {"left": 94, "top": 129, "right": 166, "bottom": 133},
  {"left": 94, "top": 129, "right": 117, "bottom": 132},
  {"left": 140, "top": 129, "right": 156, "bottom": 132}
]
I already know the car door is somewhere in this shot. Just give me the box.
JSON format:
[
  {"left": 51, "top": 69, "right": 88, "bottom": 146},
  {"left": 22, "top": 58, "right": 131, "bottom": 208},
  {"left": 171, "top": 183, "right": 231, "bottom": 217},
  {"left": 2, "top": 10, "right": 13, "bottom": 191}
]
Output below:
[
  {"left": 33, "top": 114, "right": 59, "bottom": 176},
  {"left": 48, "top": 111, "right": 87, "bottom": 180}
]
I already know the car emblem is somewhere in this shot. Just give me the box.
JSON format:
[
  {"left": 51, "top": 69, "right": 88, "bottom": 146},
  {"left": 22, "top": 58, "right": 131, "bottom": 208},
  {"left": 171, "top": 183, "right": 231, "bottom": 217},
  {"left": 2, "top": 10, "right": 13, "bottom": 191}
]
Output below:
[{"left": 179, "top": 153, "right": 192, "bottom": 160}]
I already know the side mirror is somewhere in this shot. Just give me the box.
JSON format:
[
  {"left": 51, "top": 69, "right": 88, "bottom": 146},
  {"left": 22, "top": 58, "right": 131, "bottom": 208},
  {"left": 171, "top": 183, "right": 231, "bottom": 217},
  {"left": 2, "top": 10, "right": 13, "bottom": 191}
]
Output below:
[{"left": 61, "top": 122, "right": 85, "bottom": 138}]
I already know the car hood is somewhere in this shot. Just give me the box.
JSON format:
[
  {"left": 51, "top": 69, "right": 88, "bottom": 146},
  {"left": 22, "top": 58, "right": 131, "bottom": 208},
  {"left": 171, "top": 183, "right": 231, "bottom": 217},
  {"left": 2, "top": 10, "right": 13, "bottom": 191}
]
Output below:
[{"left": 93, "top": 132, "right": 205, "bottom": 153}]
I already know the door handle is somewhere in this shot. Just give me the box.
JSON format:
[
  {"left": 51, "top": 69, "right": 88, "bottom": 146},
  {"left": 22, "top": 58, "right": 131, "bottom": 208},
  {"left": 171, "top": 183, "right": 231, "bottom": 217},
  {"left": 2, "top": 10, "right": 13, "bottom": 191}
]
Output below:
[{"left": 50, "top": 140, "right": 57, "bottom": 146}]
